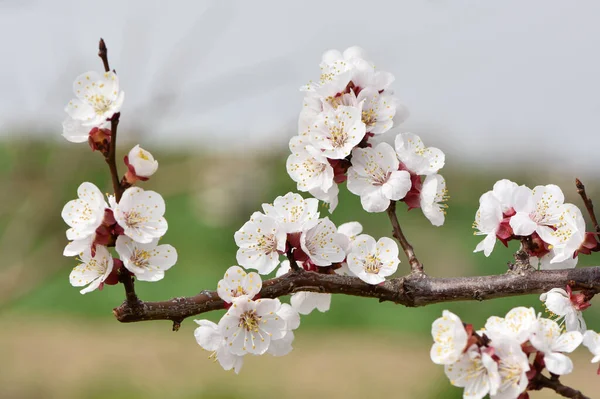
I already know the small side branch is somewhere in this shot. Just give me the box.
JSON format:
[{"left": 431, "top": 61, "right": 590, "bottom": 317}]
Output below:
[
  {"left": 529, "top": 373, "right": 590, "bottom": 399},
  {"left": 386, "top": 201, "right": 423, "bottom": 274},
  {"left": 98, "top": 38, "right": 110, "bottom": 73},
  {"left": 576, "top": 178, "right": 600, "bottom": 242}
]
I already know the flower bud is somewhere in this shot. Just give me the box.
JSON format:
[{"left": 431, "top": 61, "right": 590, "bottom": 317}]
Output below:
[
  {"left": 88, "top": 127, "right": 112, "bottom": 156},
  {"left": 124, "top": 145, "right": 159, "bottom": 183}
]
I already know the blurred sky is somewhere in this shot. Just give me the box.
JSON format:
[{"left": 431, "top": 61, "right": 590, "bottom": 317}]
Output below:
[{"left": 2, "top": 0, "right": 600, "bottom": 172}]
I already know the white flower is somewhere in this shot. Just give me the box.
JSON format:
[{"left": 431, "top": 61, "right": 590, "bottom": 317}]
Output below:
[
  {"left": 115, "top": 236, "right": 177, "bottom": 282},
  {"left": 547, "top": 204, "right": 587, "bottom": 264},
  {"left": 300, "top": 217, "right": 347, "bottom": 266},
  {"left": 217, "top": 266, "right": 262, "bottom": 303},
  {"left": 219, "top": 295, "right": 287, "bottom": 355},
  {"left": 234, "top": 212, "right": 286, "bottom": 274},
  {"left": 430, "top": 310, "right": 468, "bottom": 365},
  {"left": 61, "top": 182, "right": 108, "bottom": 242},
  {"left": 394, "top": 133, "right": 445, "bottom": 175},
  {"left": 262, "top": 192, "right": 320, "bottom": 234},
  {"left": 529, "top": 248, "right": 578, "bottom": 270},
  {"left": 127, "top": 145, "right": 158, "bottom": 178},
  {"left": 65, "top": 71, "right": 125, "bottom": 127},
  {"left": 286, "top": 136, "right": 334, "bottom": 193},
  {"left": 194, "top": 320, "right": 243, "bottom": 374},
  {"left": 309, "top": 183, "right": 339, "bottom": 213},
  {"left": 347, "top": 235, "right": 399, "bottom": 284},
  {"left": 357, "top": 88, "right": 399, "bottom": 134},
  {"left": 420, "top": 174, "right": 448, "bottom": 226},
  {"left": 540, "top": 288, "right": 586, "bottom": 333},
  {"left": 473, "top": 192, "right": 503, "bottom": 257},
  {"left": 62, "top": 117, "right": 104, "bottom": 143},
  {"left": 509, "top": 184, "right": 564, "bottom": 240},
  {"left": 530, "top": 318, "right": 583, "bottom": 375},
  {"left": 276, "top": 260, "right": 332, "bottom": 315},
  {"left": 492, "top": 339, "right": 530, "bottom": 399},
  {"left": 444, "top": 345, "right": 501, "bottom": 399},
  {"left": 337, "top": 221, "right": 363, "bottom": 253},
  {"left": 347, "top": 143, "right": 411, "bottom": 213},
  {"left": 491, "top": 179, "right": 518, "bottom": 213},
  {"left": 484, "top": 307, "right": 537, "bottom": 344},
  {"left": 69, "top": 245, "right": 114, "bottom": 294},
  {"left": 582, "top": 330, "right": 600, "bottom": 364},
  {"left": 267, "top": 303, "right": 301, "bottom": 357},
  {"left": 310, "top": 105, "right": 366, "bottom": 159},
  {"left": 113, "top": 187, "right": 168, "bottom": 244},
  {"left": 63, "top": 235, "right": 94, "bottom": 257}
]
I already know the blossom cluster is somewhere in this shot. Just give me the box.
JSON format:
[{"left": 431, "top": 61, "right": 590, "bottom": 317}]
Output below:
[
  {"left": 431, "top": 295, "right": 600, "bottom": 399},
  {"left": 62, "top": 70, "right": 175, "bottom": 293},
  {"left": 473, "top": 180, "right": 597, "bottom": 269},
  {"left": 287, "top": 47, "right": 448, "bottom": 226}
]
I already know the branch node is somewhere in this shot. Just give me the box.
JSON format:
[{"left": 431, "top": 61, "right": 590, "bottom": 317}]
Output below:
[{"left": 172, "top": 320, "right": 182, "bottom": 332}]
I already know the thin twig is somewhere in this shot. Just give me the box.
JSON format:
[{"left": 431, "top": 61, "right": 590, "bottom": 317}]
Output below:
[
  {"left": 98, "top": 38, "right": 110, "bottom": 73},
  {"left": 117, "top": 268, "right": 140, "bottom": 307},
  {"left": 113, "top": 264, "right": 600, "bottom": 323},
  {"left": 286, "top": 246, "right": 301, "bottom": 272},
  {"left": 575, "top": 178, "right": 600, "bottom": 242},
  {"left": 386, "top": 201, "right": 423, "bottom": 274},
  {"left": 529, "top": 372, "right": 590, "bottom": 399}
]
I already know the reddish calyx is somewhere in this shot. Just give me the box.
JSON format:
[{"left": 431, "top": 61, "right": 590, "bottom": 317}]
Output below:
[{"left": 88, "top": 127, "right": 111, "bottom": 156}]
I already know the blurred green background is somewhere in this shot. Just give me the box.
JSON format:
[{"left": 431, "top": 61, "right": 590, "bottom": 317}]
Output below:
[{"left": 1, "top": 140, "right": 599, "bottom": 399}]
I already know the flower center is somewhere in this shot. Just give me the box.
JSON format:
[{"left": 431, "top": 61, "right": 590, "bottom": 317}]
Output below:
[
  {"left": 131, "top": 249, "right": 151, "bottom": 269},
  {"left": 239, "top": 310, "right": 260, "bottom": 332},
  {"left": 329, "top": 126, "right": 348, "bottom": 148},
  {"left": 257, "top": 234, "right": 278, "bottom": 254},
  {"left": 138, "top": 150, "right": 150, "bottom": 161},
  {"left": 364, "top": 254, "right": 382, "bottom": 274},
  {"left": 124, "top": 211, "right": 147, "bottom": 228},
  {"left": 362, "top": 107, "right": 377, "bottom": 127}
]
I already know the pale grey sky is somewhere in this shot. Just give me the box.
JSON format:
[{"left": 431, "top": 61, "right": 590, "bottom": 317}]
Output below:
[{"left": 1, "top": 0, "right": 600, "bottom": 173}]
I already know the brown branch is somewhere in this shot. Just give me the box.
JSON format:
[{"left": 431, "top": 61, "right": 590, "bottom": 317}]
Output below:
[
  {"left": 97, "top": 39, "right": 124, "bottom": 202},
  {"left": 117, "top": 267, "right": 140, "bottom": 307},
  {"left": 113, "top": 265, "right": 600, "bottom": 324},
  {"left": 576, "top": 178, "right": 600, "bottom": 243},
  {"left": 286, "top": 246, "right": 301, "bottom": 271},
  {"left": 529, "top": 373, "right": 590, "bottom": 399},
  {"left": 386, "top": 201, "right": 423, "bottom": 274}
]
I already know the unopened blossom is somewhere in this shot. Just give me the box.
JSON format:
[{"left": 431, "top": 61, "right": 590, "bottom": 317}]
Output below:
[
  {"left": 300, "top": 217, "right": 347, "bottom": 266},
  {"left": 62, "top": 182, "right": 108, "bottom": 242},
  {"left": 444, "top": 345, "right": 501, "bottom": 399},
  {"left": 286, "top": 136, "right": 334, "bottom": 193},
  {"left": 492, "top": 339, "right": 530, "bottom": 399},
  {"left": 235, "top": 212, "right": 286, "bottom": 274},
  {"left": 267, "top": 303, "right": 301, "bottom": 357},
  {"left": 473, "top": 192, "right": 503, "bottom": 256},
  {"left": 277, "top": 260, "right": 332, "bottom": 314},
  {"left": 582, "top": 330, "right": 600, "bottom": 365},
  {"left": 65, "top": 71, "right": 125, "bottom": 127},
  {"left": 115, "top": 236, "right": 177, "bottom": 282},
  {"left": 509, "top": 184, "right": 564, "bottom": 241},
  {"left": 113, "top": 187, "right": 168, "bottom": 244},
  {"left": 262, "top": 192, "right": 320, "bottom": 234},
  {"left": 69, "top": 245, "right": 114, "bottom": 294},
  {"left": 484, "top": 307, "right": 537, "bottom": 344},
  {"left": 219, "top": 295, "right": 287, "bottom": 356},
  {"left": 420, "top": 174, "right": 448, "bottom": 226},
  {"left": 430, "top": 310, "right": 469, "bottom": 365},
  {"left": 347, "top": 143, "right": 411, "bottom": 213},
  {"left": 125, "top": 145, "right": 158, "bottom": 181},
  {"left": 310, "top": 105, "right": 366, "bottom": 159},
  {"left": 540, "top": 288, "right": 587, "bottom": 333},
  {"left": 394, "top": 133, "right": 445, "bottom": 176},
  {"left": 217, "top": 266, "right": 262, "bottom": 303},
  {"left": 194, "top": 320, "right": 243, "bottom": 373},
  {"left": 530, "top": 318, "right": 583, "bottom": 375},
  {"left": 347, "top": 235, "right": 399, "bottom": 284}
]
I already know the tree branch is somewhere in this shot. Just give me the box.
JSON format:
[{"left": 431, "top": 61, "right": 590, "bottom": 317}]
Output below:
[
  {"left": 113, "top": 265, "right": 600, "bottom": 324},
  {"left": 386, "top": 201, "right": 423, "bottom": 274},
  {"left": 529, "top": 373, "right": 590, "bottom": 399},
  {"left": 576, "top": 178, "right": 600, "bottom": 243}
]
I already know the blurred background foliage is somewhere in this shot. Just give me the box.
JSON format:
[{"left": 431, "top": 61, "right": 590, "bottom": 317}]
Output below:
[{"left": 1, "top": 139, "right": 599, "bottom": 398}]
